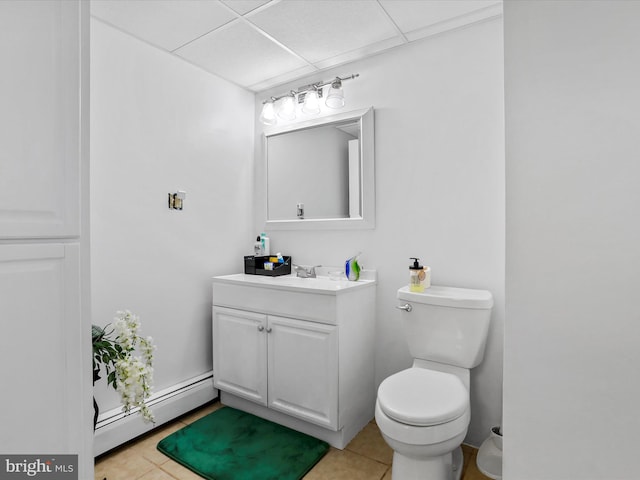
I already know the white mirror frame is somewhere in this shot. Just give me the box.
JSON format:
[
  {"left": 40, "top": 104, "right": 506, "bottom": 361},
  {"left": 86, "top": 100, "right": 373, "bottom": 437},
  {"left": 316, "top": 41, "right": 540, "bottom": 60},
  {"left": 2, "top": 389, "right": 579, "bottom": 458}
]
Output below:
[{"left": 262, "top": 107, "right": 375, "bottom": 230}]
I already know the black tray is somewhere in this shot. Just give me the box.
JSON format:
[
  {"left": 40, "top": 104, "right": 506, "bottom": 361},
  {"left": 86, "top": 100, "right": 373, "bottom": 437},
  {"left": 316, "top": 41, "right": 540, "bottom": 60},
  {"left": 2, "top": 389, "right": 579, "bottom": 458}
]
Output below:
[{"left": 244, "top": 255, "right": 292, "bottom": 277}]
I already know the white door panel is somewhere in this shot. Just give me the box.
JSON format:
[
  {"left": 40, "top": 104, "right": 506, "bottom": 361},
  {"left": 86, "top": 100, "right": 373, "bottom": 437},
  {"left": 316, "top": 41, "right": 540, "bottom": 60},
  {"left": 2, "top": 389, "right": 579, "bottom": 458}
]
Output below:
[
  {"left": 0, "top": 1, "right": 80, "bottom": 238},
  {"left": 0, "top": 244, "right": 82, "bottom": 452},
  {"left": 213, "top": 306, "right": 268, "bottom": 405},
  {"left": 267, "top": 315, "right": 338, "bottom": 429}
]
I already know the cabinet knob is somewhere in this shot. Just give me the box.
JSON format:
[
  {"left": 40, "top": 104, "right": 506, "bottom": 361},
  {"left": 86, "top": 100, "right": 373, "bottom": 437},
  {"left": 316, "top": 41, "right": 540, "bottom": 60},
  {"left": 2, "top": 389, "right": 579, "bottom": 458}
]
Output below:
[
  {"left": 258, "top": 325, "right": 264, "bottom": 332},
  {"left": 266, "top": 327, "right": 272, "bottom": 333}
]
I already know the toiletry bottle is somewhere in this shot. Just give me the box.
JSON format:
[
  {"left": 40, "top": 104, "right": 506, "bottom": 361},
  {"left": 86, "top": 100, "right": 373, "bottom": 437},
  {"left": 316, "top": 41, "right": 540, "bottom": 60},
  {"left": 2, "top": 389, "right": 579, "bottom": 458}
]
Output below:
[
  {"left": 260, "top": 233, "right": 270, "bottom": 256},
  {"left": 409, "top": 257, "right": 426, "bottom": 292},
  {"left": 254, "top": 236, "right": 262, "bottom": 255}
]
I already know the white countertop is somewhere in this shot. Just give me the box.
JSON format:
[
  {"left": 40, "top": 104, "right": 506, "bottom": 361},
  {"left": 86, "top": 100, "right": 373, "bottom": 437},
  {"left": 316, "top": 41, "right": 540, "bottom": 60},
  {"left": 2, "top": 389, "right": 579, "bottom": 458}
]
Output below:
[{"left": 213, "top": 270, "right": 376, "bottom": 295}]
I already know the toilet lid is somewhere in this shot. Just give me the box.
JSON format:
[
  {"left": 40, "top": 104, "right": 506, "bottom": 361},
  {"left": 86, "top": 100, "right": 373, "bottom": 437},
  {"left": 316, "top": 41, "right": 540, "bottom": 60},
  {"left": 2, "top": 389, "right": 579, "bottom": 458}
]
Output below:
[{"left": 377, "top": 368, "right": 469, "bottom": 426}]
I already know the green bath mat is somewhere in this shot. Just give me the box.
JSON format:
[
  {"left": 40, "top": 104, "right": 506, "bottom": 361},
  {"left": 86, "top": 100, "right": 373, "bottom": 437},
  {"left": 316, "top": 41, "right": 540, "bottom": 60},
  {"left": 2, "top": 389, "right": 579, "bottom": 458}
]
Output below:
[{"left": 157, "top": 406, "right": 329, "bottom": 480}]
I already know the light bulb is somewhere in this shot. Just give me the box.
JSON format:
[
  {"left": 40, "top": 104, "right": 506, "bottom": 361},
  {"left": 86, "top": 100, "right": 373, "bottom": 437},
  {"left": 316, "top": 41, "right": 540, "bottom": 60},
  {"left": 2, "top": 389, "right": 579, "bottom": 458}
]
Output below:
[
  {"left": 302, "top": 88, "right": 321, "bottom": 115},
  {"left": 277, "top": 94, "right": 296, "bottom": 120},
  {"left": 325, "top": 79, "right": 345, "bottom": 109},
  {"left": 259, "top": 101, "right": 277, "bottom": 125}
]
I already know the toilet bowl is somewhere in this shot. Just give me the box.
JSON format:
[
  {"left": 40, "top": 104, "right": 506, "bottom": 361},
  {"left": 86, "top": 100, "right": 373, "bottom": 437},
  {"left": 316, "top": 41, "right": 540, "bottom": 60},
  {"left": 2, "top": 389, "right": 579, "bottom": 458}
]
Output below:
[
  {"left": 377, "top": 285, "right": 493, "bottom": 480},
  {"left": 375, "top": 367, "right": 471, "bottom": 479}
]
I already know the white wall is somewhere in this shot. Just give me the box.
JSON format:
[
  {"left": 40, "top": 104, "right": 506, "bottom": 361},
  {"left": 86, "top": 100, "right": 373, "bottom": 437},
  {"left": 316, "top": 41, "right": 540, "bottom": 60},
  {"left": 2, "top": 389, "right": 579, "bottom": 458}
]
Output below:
[
  {"left": 91, "top": 19, "right": 254, "bottom": 412},
  {"left": 254, "top": 19, "right": 504, "bottom": 446},
  {"left": 504, "top": 1, "right": 640, "bottom": 478}
]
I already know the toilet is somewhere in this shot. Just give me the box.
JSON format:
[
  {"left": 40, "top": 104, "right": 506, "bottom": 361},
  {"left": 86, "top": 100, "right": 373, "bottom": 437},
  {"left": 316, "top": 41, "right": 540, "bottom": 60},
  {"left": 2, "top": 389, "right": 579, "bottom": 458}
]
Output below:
[{"left": 376, "top": 285, "right": 493, "bottom": 480}]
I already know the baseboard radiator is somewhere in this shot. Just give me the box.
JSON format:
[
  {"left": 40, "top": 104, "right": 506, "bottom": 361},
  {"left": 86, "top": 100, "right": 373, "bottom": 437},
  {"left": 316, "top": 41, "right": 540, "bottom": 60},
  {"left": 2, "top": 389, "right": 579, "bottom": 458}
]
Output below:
[{"left": 94, "top": 371, "right": 217, "bottom": 456}]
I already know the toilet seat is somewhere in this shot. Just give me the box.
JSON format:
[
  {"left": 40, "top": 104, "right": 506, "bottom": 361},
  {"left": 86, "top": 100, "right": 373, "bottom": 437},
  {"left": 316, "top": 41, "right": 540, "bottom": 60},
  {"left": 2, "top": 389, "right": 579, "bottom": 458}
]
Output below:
[
  {"left": 375, "top": 399, "right": 470, "bottom": 447},
  {"left": 377, "top": 368, "right": 468, "bottom": 426}
]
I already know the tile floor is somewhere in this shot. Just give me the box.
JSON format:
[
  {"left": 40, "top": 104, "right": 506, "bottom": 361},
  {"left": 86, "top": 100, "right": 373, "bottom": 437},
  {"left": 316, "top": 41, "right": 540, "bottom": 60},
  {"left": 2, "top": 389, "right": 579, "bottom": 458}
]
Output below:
[{"left": 95, "top": 401, "right": 492, "bottom": 480}]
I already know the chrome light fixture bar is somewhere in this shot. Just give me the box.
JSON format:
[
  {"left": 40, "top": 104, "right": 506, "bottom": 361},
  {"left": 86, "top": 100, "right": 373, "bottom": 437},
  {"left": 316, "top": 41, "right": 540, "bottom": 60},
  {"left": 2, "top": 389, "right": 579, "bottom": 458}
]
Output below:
[{"left": 259, "top": 73, "right": 359, "bottom": 125}]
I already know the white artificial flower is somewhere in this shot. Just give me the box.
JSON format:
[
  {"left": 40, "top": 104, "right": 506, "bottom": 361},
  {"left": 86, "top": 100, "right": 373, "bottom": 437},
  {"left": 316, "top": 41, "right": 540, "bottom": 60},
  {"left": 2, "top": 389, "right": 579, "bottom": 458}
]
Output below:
[{"left": 100, "top": 310, "right": 157, "bottom": 424}]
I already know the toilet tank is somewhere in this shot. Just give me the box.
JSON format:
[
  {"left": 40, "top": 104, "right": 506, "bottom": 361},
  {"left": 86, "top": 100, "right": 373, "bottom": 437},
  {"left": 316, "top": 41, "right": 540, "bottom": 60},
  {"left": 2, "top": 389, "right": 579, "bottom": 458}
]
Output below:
[{"left": 397, "top": 285, "right": 493, "bottom": 369}]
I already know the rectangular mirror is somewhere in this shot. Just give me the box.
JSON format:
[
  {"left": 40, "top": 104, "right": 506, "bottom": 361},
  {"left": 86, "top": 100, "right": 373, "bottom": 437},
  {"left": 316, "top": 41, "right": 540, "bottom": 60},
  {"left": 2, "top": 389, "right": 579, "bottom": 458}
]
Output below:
[{"left": 264, "top": 107, "right": 374, "bottom": 230}]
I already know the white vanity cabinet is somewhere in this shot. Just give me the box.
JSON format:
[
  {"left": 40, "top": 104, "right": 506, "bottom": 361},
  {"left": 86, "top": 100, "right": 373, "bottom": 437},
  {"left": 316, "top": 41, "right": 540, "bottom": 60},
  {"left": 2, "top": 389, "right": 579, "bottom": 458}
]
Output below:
[
  {"left": 212, "top": 273, "right": 376, "bottom": 449},
  {"left": 213, "top": 307, "right": 338, "bottom": 429}
]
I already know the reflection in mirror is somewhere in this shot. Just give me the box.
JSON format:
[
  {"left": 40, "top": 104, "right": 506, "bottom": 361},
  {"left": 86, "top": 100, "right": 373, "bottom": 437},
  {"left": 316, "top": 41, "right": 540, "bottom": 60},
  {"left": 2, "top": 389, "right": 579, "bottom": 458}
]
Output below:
[
  {"left": 267, "top": 119, "right": 360, "bottom": 220},
  {"left": 264, "top": 107, "right": 374, "bottom": 230}
]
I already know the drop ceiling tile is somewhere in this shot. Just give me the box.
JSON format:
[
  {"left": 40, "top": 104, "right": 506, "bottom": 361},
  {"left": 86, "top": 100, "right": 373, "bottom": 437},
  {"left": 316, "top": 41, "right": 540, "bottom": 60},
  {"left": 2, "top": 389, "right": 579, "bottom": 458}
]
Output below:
[
  {"left": 249, "top": 0, "right": 401, "bottom": 64},
  {"left": 379, "top": 0, "right": 500, "bottom": 35},
  {"left": 220, "top": 0, "right": 271, "bottom": 16},
  {"left": 91, "top": 0, "right": 237, "bottom": 51},
  {"left": 313, "top": 35, "right": 405, "bottom": 71},
  {"left": 174, "top": 21, "right": 311, "bottom": 89},
  {"left": 403, "top": 2, "right": 502, "bottom": 43}
]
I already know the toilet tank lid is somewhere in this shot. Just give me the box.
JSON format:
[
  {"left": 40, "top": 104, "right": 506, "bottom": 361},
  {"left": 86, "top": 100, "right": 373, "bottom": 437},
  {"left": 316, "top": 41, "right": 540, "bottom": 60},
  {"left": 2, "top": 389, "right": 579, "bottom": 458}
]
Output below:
[{"left": 397, "top": 285, "right": 493, "bottom": 309}]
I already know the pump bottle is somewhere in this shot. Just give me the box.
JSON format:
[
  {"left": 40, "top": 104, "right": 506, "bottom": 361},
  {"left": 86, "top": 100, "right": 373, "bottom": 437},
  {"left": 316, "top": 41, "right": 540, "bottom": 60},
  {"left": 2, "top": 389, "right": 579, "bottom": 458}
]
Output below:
[
  {"left": 409, "top": 257, "right": 430, "bottom": 292},
  {"left": 260, "top": 233, "right": 270, "bottom": 256}
]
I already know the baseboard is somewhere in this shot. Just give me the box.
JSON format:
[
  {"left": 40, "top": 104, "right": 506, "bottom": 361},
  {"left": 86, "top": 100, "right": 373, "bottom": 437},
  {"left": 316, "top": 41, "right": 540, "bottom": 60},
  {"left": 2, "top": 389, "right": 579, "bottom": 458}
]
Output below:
[{"left": 94, "top": 372, "right": 218, "bottom": 456}]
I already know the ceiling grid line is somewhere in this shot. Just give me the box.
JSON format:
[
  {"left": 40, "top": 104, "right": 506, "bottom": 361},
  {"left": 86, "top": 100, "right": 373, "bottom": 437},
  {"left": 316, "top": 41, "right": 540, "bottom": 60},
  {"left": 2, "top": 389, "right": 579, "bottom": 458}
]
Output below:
[
  {"left": 240, "top": 19, "right": 318, "bottom": 71},
  {"left": 375, "top": 0, "right": 409, "bottom": 45}
]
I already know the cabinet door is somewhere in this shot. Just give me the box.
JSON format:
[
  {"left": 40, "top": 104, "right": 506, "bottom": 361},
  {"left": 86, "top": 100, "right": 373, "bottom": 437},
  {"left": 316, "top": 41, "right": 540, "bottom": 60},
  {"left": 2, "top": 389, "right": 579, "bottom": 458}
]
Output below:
[
  {"left": 0, "top": 244, "right": 83, "bottom": 452},
  {"left": 212, "top": 306, "right": 267, "bottom": 405},
  {"left": 0, "top": 1, "right": 80, "bottom": 239},
  {"left": 267, "top": 315, "right": 338, "bottom": 429}
]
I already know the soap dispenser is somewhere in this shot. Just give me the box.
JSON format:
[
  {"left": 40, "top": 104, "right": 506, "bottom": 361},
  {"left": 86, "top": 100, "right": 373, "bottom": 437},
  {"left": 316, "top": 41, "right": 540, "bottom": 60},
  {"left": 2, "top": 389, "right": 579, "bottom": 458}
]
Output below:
[{"left": 409, "top": 257, "right": 430, "bottom": 292}]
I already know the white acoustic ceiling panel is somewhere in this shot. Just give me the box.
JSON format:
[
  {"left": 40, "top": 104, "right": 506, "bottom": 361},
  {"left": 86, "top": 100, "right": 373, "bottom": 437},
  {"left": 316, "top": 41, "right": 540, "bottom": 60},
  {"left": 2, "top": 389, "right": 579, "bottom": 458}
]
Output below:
[
  {"left": 221, "top": 0, "right": 270, "bottom": 15},
  {"left": 380, "top": 0, "right": 499, "bottom": 33},
  {"left": 249, "top": 0, "right": 401, "bottom": 64},
  {"left": 91, "top": 0, "right": 237, "bottom": 51},
  {"left": 174, "top": 20, "right": 313, "bottom": 89},
  {"left": 379, "top": 0, "right": 502, "bottom": 41}
]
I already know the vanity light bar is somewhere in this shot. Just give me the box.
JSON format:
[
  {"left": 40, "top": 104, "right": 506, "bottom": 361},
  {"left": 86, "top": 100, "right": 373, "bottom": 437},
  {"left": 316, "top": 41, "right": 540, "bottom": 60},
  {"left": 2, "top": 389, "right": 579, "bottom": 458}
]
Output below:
[
  {"left": 262, "top": 74, "right": 359, "bottom": 104},
  {"left": 259, "top": 73, "right": 359, "bottom": 125}
]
